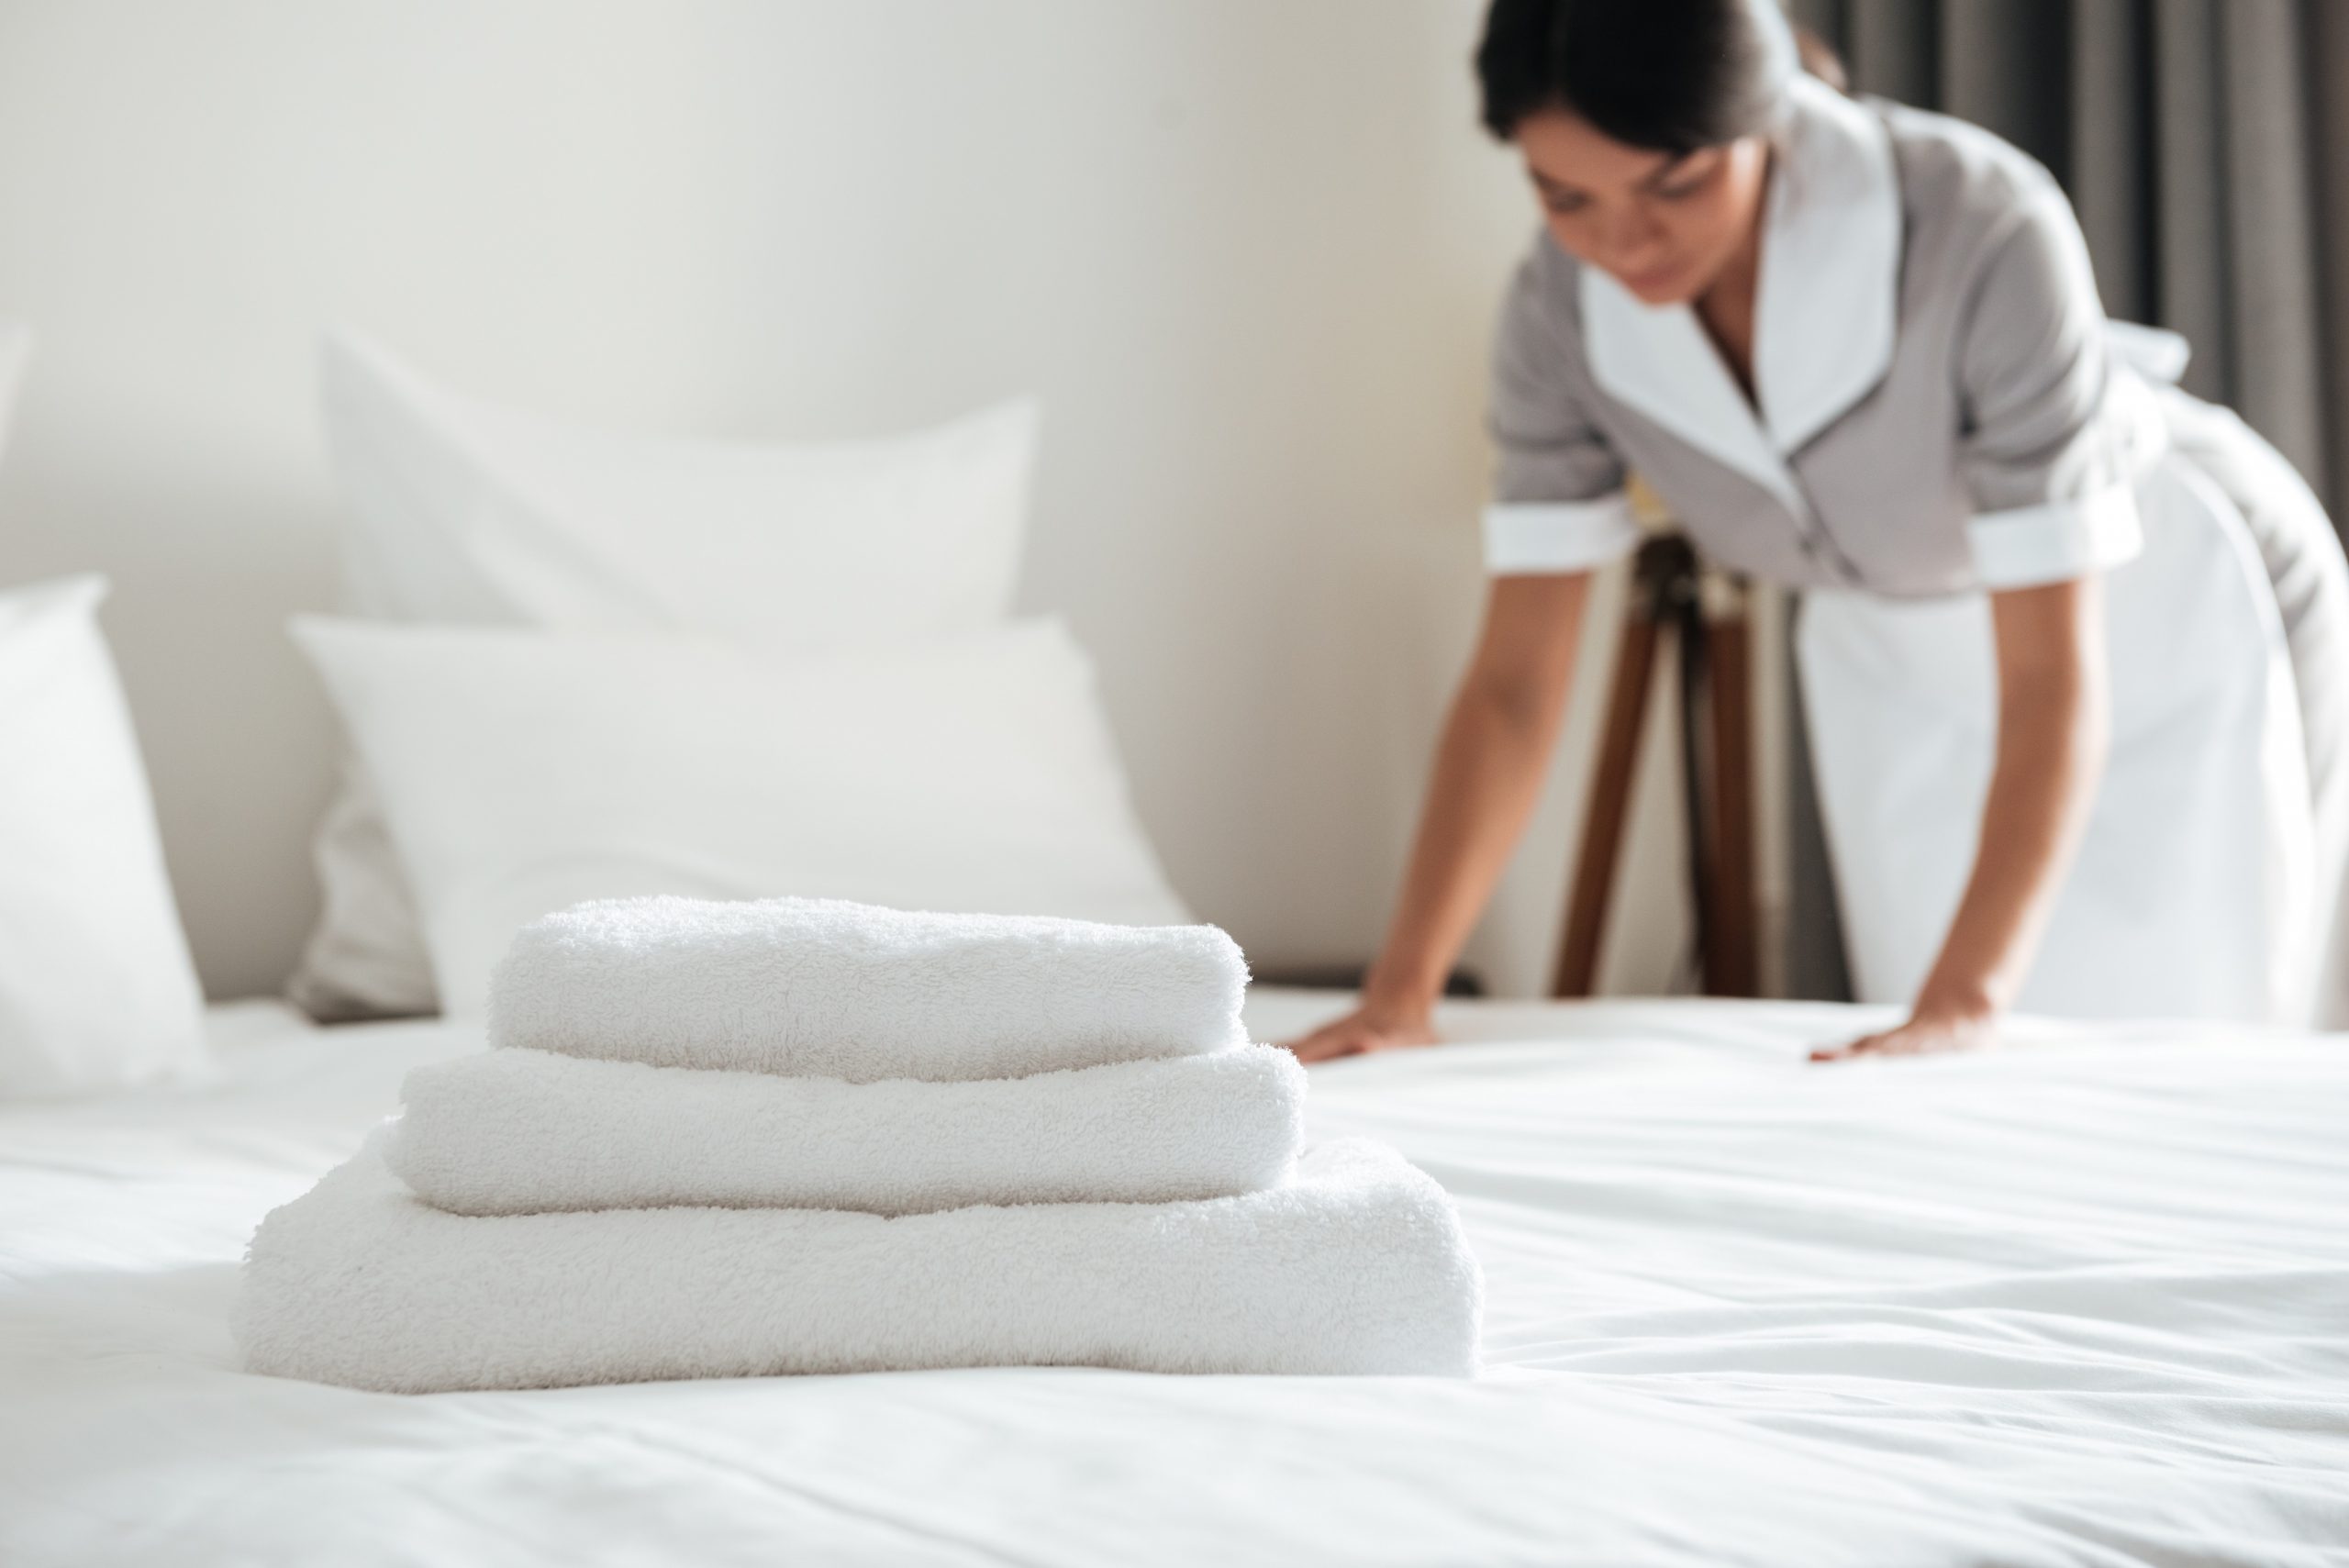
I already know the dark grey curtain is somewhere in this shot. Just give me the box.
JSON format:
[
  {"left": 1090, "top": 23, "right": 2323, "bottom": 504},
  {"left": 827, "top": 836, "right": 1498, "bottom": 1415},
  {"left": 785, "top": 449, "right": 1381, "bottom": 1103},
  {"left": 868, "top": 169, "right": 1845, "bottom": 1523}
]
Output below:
[{"left": 1776, "top": 0, "right": 2349, "bottom": 999}]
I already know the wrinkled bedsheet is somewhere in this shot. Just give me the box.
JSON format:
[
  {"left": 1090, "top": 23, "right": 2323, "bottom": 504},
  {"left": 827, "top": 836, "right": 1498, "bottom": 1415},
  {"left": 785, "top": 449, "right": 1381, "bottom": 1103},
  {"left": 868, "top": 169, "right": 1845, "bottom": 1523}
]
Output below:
[{"left": 3, "top": 992, "right": 2343, "bottom": 1567}]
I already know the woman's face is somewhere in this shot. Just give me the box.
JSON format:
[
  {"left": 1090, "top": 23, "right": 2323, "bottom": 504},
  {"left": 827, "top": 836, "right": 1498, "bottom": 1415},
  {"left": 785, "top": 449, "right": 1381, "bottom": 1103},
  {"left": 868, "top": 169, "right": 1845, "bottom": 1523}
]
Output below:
[{"left": 1515, "top": 106, "right": 1771, "bottom": 306}]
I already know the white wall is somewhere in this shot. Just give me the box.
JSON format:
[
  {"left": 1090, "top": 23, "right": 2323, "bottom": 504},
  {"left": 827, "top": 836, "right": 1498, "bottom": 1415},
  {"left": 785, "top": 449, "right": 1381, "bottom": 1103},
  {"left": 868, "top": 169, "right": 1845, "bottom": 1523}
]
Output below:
[{"left": 0, "top": 0, "right": 1719, "bottom": 1002}]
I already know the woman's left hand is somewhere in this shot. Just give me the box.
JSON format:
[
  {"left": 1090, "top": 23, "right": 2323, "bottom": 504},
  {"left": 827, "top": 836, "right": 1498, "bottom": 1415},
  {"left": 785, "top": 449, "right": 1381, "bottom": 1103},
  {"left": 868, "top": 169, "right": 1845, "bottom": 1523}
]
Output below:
[{"left": 1810, "top": 1001, "right": 1998, "bottom": 1062}]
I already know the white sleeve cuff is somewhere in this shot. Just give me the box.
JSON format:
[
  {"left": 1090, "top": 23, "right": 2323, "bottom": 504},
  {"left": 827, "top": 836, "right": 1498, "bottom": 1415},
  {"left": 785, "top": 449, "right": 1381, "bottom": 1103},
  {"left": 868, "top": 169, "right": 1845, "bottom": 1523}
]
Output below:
[
  {"left": 1482, "top": 497, "right": 1641, "bottom": 575},
  {"left": 1965, "top": 484, "right": 2144, "bottom": 590}
]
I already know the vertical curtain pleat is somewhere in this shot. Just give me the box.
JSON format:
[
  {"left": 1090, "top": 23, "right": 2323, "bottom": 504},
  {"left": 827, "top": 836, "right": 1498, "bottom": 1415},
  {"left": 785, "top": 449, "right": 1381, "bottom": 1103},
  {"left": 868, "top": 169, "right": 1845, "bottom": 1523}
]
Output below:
[
  {"left": 1939, "top": 0, "right": 2072, "bottom": 181},
  {"left": 2217, "top": 1, "right": 2327, "bottom": 490},
  {"left": 1845, "top": 0, "right": 1940, "bottom": 107},
  {"left": 2307, "top": 2, "right": 2349, "bottom": 521},
  {"left": 2068, "top": 0, "right": 2154, "bottom": 322},
  {"left": 2151, "top": 0, "right": 2231, "bottom": 403}
]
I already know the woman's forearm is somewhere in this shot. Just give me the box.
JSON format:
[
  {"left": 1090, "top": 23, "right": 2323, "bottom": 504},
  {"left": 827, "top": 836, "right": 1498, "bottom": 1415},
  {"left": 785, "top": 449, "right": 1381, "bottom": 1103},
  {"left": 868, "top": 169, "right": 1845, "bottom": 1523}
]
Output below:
[
  {"left": 1364, "top": 575, "right": 1592, "bottom": 1013},
  {"left": 1915, "top": 583, "right": 2110, "bottom": 1018},
  {"left": 1364, "top": 684, "right": 1572, "bottom": 1006}
]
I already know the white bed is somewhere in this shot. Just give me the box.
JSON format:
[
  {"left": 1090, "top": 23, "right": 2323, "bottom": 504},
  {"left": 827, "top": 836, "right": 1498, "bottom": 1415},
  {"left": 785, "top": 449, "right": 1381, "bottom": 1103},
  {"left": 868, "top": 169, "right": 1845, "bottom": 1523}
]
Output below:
[{"left": 5, "top": 989, "right": 2344, "bottom": 1567}]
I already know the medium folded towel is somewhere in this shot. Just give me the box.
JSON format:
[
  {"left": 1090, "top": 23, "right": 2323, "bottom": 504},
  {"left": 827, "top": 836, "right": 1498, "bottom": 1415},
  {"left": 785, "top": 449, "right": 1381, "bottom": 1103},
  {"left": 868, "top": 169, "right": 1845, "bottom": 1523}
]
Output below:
[
  {"left": 489, "top": 896, "right": 1249, "bottom": 1082},
  {"left": 239, "top": 1133, "right": 1481, "bottom": 1389},
  {"left": 385, "top": 1045, "right": 1307, "bottom": 1218}
]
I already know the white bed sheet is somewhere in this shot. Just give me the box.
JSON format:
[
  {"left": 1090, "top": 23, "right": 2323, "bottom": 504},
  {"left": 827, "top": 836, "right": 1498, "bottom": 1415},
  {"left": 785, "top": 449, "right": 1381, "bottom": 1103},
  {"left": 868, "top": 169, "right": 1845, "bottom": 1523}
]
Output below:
[{"left": 3, "top": 989, "right": 2344, "bottom": 1567}]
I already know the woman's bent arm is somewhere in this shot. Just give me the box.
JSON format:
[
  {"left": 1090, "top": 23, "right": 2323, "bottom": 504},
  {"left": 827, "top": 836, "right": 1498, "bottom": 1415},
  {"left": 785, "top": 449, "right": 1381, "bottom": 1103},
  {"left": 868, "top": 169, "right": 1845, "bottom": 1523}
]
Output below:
[
  {"left": 1814, "top": 575, "right": 2110, "bottom": 1060},
  {"left": 1286, "top": 572, "right": 1594, "bottom": 1062}
]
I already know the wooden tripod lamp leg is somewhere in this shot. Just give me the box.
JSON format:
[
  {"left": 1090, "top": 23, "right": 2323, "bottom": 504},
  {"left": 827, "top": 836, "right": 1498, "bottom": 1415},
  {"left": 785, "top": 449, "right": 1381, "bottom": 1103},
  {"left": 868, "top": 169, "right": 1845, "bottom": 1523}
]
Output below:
[
  {"left": 1552, "top": 604, "right": 1661, "bottom": 998},
  {"left": 1700, "top": 595, "right": 1761, "bottom": 997}
]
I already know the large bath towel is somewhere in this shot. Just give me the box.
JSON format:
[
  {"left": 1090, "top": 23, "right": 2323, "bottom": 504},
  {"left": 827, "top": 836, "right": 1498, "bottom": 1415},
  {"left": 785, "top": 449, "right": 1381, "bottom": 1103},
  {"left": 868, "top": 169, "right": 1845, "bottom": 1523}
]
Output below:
[
  {"left": 238, "top": 1134, "right": 1481, "bottom": 1390},
  {"left": 385, "top": 1045, "right": 1307, "bottom": 1217},
  {"left": 489, "top": 896, "right": 1249, "bottom": 1081}
]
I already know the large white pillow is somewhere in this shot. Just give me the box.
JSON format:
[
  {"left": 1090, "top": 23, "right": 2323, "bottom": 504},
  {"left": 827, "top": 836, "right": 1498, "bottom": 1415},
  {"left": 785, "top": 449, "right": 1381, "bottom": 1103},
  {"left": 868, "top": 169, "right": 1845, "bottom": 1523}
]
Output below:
[
  {"left": 290, "top": 330, "right": 1041, "bottom": 1019},
  {"left": 292, "top": 617, "right": 1189, "bottom": 1019},
  {"left": 0, "top": 576, "right": 207, "bottom": 1096}
]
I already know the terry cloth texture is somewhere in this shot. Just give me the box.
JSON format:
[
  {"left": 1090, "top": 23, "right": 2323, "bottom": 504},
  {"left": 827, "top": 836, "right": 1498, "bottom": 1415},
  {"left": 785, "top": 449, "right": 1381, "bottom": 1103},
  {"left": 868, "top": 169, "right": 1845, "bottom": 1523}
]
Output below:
[
  {"left": 488, "top": 895, "right": 1249, "bottom": 1082},
  {"left": 385, "top": 1045, "right": 1307, "bottom": 1217},
  {"left": 239, "top": 1131, "right": 1484, "bottom": 1390}
]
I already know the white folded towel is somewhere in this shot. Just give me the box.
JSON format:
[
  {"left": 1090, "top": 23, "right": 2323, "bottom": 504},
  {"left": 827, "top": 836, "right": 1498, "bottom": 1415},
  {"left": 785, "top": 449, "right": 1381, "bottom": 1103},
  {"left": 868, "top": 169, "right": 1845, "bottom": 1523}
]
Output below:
[
  {"left": 238, "top": 1133, "right": 1481, "bottom": 1389},
  {"left": 385, "top": 1045, "right": 1306, "bottom": 1218},
  {"left": 489, "top": 895, "right": 1249, "bottom": 1082}
]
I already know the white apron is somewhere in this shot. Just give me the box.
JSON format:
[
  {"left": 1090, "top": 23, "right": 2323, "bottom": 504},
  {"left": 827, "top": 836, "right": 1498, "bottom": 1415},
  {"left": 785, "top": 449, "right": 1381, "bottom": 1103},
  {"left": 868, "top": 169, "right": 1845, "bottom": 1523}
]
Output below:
[{"left": 1798, "top": 406, "right": 2320, "bottom": 1024}]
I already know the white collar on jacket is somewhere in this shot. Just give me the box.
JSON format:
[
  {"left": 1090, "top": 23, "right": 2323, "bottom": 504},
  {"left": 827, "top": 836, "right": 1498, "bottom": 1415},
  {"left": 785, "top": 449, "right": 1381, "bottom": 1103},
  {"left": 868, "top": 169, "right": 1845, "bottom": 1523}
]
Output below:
[{"left": 1578, "top": 74, "right": 1900, "bottom": 521}]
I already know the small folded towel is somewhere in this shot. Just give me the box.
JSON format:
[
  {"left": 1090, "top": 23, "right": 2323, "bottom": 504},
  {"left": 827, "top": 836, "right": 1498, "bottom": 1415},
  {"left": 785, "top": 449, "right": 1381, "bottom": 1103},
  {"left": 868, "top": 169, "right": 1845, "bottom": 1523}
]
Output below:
[
  {"left": 489, "top": 896, "right": 1249, "bottom": 1082},
  {"left": 238, "top": 1133, "right": 1481, "bottom": 1390},
  {"left": 384, "top": 1045, "right": 1307, "bottom": 1217}
]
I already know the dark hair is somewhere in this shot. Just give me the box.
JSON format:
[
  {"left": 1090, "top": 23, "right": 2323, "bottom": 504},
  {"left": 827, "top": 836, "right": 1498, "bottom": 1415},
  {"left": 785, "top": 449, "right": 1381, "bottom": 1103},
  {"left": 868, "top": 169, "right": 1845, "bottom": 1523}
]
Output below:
[{"left": 1475, "top": 0, "right": 1808, "bottom": 151}]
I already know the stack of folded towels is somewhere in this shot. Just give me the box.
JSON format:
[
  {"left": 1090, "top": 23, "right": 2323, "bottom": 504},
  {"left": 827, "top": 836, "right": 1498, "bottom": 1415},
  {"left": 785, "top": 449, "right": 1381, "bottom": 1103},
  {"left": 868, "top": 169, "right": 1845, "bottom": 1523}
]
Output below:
[{"left": 237, "top": 896, "right": 1482, "bottom": 1392}]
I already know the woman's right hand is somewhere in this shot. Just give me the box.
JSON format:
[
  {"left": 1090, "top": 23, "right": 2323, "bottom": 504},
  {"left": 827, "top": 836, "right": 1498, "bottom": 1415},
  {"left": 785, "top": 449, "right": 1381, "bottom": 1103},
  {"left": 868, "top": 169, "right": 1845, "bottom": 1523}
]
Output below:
[
  {"left": 1280, "top": 574, "right": 1590, "bottom": 1069},
  {"left": 1282, "top": 1001, "right": 1439, "bottom": 1064}
]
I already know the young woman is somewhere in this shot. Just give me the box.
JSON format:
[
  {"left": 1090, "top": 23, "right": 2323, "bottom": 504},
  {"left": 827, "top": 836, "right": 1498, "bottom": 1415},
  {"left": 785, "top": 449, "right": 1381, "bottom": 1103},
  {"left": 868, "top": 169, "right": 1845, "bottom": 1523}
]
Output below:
[{"left": 1289, "top": 0, "right": 2349, "bottom": 1063}]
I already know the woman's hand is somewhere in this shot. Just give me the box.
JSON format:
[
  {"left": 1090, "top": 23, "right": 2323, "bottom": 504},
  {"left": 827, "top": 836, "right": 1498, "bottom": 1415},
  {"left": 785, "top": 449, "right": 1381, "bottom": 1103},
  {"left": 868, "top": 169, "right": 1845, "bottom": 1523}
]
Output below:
[
  {"left": 1810, "top": 995, "right": 1998, "bottom": 1062},
  {"left": 1283, "top": 574, "right": 1590, "bottom": 1069},
  {"left": 1283, "top": 1002, "right": 1439, "bottom": 1064},
  {"left": 1813, "top": 581, "right": 2104, "bottom": 1067}
]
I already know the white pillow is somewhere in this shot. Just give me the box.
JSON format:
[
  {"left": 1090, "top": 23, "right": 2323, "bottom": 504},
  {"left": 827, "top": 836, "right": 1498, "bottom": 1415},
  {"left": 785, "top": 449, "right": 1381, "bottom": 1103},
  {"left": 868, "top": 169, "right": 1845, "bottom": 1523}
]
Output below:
[
  {"left": 292, "top": 617, "right": 1189, "bottom": 1019},
  {"left": 290, "top": 330, "right": 1041, "bottom": 1020},
  {"left": 0, "top": 576, "right": 207, "bottom": 1096}
]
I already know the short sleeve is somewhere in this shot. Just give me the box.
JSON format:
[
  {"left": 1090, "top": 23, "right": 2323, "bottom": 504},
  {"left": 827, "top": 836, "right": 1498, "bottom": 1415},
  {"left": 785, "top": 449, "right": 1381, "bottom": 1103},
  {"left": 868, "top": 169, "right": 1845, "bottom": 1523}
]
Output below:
[
  {"left": 1956, "top": 185, "right": 2155, "bottom": 589},
  {"left": 1483, "top": 250, "right": 1641, "bottom": 575}
]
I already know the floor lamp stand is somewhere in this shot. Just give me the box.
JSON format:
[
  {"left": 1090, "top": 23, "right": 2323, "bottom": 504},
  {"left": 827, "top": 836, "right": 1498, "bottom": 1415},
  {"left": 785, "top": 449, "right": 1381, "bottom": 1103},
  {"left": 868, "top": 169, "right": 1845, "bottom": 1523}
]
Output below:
[{"left": 1550, "top": 533, "right": 1760, "bottom": 999}]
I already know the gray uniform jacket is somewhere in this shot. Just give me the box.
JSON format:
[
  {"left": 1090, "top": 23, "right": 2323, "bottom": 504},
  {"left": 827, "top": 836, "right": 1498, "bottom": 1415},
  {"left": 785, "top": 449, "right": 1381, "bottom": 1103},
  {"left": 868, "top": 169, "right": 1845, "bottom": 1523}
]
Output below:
[{"left": 1484, "top": 74, "right": 2165, "bottom": 597}]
